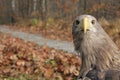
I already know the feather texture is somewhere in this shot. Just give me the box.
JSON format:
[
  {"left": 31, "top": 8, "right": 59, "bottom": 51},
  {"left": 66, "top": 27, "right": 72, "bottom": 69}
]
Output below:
[{"left": 72, "top": 15, "right": 120, "bottom": 79}]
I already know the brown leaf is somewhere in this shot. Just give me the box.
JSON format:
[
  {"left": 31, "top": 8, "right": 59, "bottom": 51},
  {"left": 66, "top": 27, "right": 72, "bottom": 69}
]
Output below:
[
  {"left": 44, "top": 68, "right": 53, "bottom": 78},
  {"left": 16, "top": 60, "right": 25, "bottom": 66},
  {"left": 73, "top": 70, "right": 79, "bottom": 76},
  {"left": 10, "top": 54, "right": 18, "bottom": 61}
]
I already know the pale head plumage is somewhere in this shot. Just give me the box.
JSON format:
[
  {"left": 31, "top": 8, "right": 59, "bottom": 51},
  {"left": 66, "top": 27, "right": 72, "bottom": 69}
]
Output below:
[{"left": 72, "top": 15, "right": 120, "bottom": 79}]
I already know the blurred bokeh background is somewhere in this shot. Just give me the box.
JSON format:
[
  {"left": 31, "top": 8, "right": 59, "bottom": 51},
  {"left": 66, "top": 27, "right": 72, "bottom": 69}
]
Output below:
[
  {"left": 0, "top": 0, "right": 120, "bottom": 47},
  {"left": 0, "top": 0, "right": 120, "bottom": 24}
]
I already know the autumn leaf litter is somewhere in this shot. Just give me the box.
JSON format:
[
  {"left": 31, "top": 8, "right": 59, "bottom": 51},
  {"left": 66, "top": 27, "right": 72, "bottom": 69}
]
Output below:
[{"left": 0, "top": 33, "right": 81, "bottom": 80}]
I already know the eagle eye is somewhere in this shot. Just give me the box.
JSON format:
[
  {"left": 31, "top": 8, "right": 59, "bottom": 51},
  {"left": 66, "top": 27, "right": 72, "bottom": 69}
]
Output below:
[
  {"left": 91, "top": 20, "right": 95, "bottom": 25},
  {"left": 75, "top": 20, "right": 80, "bottom": 25}
]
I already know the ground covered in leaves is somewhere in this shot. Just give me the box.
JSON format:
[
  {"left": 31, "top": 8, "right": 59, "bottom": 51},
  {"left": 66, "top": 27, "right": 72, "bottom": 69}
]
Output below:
[{"left": 0, "top": 33, "right": 81, "bottom": 80}]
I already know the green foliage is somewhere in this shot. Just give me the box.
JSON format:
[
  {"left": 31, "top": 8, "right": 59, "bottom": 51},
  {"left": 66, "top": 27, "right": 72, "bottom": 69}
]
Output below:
[
  {"left": 73, "top": 77, "right": 77, "bottom": 80},
  {"left": 30, "top": 19, "right": 38, "bottom": 25},
  {"left": 3, "top": 74, "right": 29, "bottom": 80},
  {"left": 45, "top": 59, "right": 57, "bottom": 66}
]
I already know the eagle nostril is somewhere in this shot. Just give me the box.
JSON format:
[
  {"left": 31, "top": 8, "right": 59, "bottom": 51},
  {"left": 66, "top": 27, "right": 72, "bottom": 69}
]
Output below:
[
  {"left": 86, "top": 29, "right": 90, "bottom": 31},
  {"left": 81, "top": 29, "right": 90, "bottom": 32}
]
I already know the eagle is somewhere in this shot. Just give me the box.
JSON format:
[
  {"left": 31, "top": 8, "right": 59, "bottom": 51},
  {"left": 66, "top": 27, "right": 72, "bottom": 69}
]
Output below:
[
  {"left": 86, "top": 69, "right": 120, "bottom": 80},
  {"left": 72, "top": 15, "right": 120, "bottom": 79}
]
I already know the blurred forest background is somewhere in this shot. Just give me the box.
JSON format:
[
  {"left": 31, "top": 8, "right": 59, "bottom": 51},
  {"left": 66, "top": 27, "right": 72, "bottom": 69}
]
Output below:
[{"left": 0, "top": 0, "right": 120, "bottom": 24}]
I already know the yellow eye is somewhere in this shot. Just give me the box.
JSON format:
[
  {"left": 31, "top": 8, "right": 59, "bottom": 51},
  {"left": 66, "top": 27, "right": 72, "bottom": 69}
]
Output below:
[{"left": 91, "top": 20, "right": 95, "bottom": 25}]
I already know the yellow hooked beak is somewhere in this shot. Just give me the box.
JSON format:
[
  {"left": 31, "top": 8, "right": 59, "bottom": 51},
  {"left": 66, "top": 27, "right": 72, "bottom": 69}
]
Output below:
[{"left": 83, "top": 17, "right": 89, "bottom": 33}]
